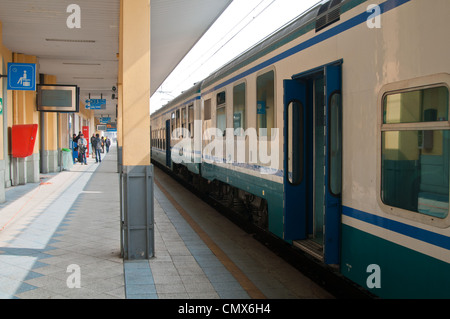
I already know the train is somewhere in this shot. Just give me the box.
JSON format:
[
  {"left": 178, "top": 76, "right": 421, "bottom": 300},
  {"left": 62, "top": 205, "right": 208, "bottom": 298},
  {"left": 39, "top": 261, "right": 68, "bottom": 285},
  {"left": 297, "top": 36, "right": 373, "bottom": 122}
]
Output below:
[{"left": 150, "top": 0, "right": 450, "bottom": 298}]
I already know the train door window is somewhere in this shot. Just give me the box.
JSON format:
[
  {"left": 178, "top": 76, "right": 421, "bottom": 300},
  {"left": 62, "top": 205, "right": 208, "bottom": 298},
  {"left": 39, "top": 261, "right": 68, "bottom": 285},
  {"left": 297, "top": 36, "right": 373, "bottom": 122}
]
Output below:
[
  {"left": 188, "top": 104, "right": 194, "bottom": 138},
  {"left": 233, "top": 82, "right": 246, "bottom": 135},
  {"left": 257, "top": 70, "right": 275, "bottom": 137},
  {"left": 381, "top": 85, "right": 450, "bottom": 219},
  {"left": 329, "top": 92, "right": 342, "bottom": 195},
  {"left": 287, "top": 100, "right": 303, "bottom": 185},
  {"left": 217, "top": 91, "right": 226, "bottom": 135}
]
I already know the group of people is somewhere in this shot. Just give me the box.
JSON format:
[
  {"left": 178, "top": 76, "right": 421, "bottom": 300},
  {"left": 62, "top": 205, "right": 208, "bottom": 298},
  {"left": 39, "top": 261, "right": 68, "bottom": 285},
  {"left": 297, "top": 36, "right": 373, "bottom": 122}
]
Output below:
[{"left": 72, "top": 132, "right": 112, "bottom": 164}]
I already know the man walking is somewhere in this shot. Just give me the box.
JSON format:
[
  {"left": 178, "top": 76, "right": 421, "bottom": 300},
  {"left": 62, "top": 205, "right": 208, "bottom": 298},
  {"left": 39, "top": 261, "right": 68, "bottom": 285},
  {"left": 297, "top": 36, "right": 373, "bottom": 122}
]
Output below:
[
  {"left": 90, "top": 134, "right": 96, "bottom": 160},
  {"left": 77, "top": 133, "right": 88, "bottom": 165},
  {"left": 94, "top": 134, "right": 102, "bottom": 163}
]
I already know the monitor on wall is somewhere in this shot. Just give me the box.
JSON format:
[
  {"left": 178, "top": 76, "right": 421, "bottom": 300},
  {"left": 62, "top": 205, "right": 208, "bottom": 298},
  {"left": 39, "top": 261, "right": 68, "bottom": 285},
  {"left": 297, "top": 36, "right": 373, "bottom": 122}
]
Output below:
[{"left": 37, "top": 84, "right": 79, "bottom": 112}]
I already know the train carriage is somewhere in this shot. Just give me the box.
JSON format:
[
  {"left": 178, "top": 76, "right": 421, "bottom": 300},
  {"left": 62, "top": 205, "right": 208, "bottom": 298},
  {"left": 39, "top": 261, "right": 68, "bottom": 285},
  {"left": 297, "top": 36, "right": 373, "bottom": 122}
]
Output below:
[{"left": 151, "top": 0, "right": 450, "bottom": 298}]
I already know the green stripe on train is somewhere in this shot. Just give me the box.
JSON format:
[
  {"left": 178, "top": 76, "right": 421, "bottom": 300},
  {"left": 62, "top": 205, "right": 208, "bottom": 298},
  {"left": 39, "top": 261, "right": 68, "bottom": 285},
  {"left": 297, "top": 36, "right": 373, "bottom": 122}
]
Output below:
[{"left": 341, "top": 224, "right": 450, "bottom": 298}]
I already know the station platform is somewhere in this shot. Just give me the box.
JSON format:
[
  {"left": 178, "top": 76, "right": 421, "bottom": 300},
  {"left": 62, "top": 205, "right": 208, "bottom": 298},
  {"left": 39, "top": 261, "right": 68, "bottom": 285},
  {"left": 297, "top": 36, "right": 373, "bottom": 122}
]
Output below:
[{"left": 0, "top": 146, "right": 333, "bottom": 299}]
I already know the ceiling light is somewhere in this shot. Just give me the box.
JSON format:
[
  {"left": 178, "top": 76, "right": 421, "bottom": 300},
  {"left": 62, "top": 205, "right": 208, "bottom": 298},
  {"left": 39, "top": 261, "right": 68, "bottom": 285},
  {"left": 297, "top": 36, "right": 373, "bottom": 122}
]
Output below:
[
  {"left": 73, "top": 77, "right": 104, "bottom": 80},
  {"left": 63, "top": 62, "right": 101, "bottom": 66},
  {"left": 46, "top": 38, "right": 96, "bottom": 43}
]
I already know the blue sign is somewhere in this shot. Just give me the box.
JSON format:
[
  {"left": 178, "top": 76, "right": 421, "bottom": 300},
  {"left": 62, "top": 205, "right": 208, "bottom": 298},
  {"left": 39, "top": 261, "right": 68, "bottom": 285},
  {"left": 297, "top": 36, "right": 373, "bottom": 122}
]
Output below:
[
  {"left": 85, "top": 99, "right": 106, "bottom": 110},
  {"left": 7, "top": 63, "right": 36, "bottom": 91},
  {"left": 100, "top": 117, "right": 111, "bottom": 123},
  {"left": 257, "top": 101, "right": 266, "bottom": 115}
]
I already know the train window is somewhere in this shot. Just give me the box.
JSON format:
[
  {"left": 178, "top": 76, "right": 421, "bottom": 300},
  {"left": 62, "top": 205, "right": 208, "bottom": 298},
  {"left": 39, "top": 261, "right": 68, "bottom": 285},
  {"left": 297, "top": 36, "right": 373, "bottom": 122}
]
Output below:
[
  {"left": 176, "top": 110, "right": 181, "bottom": 137},
  {"left": 257, "top": 70, "right": 275, "bottom": 137},
  {"left": 162, "top": 128, "right": 165, "bottom": 150},
  {"left": 384, "top": 86, "right": 448, "bottom": 124},
  {"left": 171, "top": 112, "right": 175, "bottom": 138},
  {"left": 217, "top": 91, "right": 226, "bottom": 105},
  {"left": 233, "top": 82, "right": 246, "bottom": 135},
  {"left": 217, "top": 91, "right": 226, "bottom": 135},
  {"left": 381, "top": 85, "right": 450, "bottom": 219},
  {"left": 188, "top": 104, "right": 194, "bottom": 138},
  {"left": 182, "top": 107, "right": 186, "bottom": 132},
  {"left": 204, "top": 99, "right": 211, "bottom": 120}
]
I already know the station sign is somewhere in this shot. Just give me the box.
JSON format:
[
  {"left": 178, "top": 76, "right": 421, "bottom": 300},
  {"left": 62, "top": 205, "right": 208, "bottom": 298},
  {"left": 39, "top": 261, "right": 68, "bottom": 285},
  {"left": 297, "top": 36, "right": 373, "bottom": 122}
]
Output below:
[
  {"left": 7, "top": 63, "right": 36, "bottom": 91},
  {"left": 85, "top": 99, "right": 106, "bottom": 109}
]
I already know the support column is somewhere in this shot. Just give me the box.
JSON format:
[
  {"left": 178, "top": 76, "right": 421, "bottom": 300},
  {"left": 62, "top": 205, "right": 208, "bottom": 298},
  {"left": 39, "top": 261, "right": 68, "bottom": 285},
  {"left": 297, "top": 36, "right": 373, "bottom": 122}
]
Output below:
[
  {"left": 120, "top": 0, "right": 153, "bottom": 260},
  {"left": 117, "top": 0, "right": 124, "bottom": 175}
]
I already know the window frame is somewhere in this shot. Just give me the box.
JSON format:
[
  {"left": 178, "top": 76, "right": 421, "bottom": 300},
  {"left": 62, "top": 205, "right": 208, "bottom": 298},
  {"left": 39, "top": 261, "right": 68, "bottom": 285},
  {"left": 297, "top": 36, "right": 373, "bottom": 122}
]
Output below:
[
  {"left": 216, "top": 90, "right": 227, "bottom": 135},
  {"left": 233, "top": 81, "right": 247, "bottom": 135},
  {"left": 377, "top": 74, "right": 450, "bottom": 228},
  {"left": 256, "top": 68, "right": 276, "bottom": 137}
]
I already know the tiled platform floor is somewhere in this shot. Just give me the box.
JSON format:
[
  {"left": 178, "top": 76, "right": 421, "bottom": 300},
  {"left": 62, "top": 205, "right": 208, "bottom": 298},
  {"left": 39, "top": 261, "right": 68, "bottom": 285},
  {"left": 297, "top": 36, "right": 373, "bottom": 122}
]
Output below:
[{"left": 0, "top": 146, "right": 333, "bottom": 299}]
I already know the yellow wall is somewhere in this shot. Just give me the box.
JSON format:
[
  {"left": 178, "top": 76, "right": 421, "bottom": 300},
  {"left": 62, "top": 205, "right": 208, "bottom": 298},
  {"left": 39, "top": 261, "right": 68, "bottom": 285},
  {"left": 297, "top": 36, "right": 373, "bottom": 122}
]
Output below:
[{"left": 0, "top": 21, "right": 13, "bottom": 160}]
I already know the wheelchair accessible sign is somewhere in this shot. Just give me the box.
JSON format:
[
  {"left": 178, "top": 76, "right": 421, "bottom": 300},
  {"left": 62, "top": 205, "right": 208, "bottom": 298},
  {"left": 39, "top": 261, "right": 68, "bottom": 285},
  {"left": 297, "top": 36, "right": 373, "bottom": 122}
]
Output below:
[{"left": 7, "top": 63, "right": 36, "bottom": 91}]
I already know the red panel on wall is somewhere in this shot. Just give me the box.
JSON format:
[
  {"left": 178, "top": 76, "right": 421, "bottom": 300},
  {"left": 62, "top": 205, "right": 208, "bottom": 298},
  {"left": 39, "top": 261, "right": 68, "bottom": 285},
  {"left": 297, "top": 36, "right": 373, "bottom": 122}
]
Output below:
[
  {"left": 12, "top": 124, "right": 38, "bottom": 158},
  {"left": 82, "top": 126, "right": 89, "bottom": 157}
]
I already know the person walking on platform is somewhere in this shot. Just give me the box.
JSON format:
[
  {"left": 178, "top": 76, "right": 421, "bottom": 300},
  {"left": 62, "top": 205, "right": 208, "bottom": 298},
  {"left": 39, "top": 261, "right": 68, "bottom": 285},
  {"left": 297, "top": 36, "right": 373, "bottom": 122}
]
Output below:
[
  {"left": 101, "top": 136, "right": 105, "bottom": 153},
  {"left": 77, "top": 133, "right": 88, "bottom": 165},
  {"left": 94, "top": 133, "right": 102, "bottom": 163},
  {"left": 105, "top": 137, "right": 111, "bottom": 153},
  {"left": 90, "top": 134, "right": 96, "bottom": 160}
]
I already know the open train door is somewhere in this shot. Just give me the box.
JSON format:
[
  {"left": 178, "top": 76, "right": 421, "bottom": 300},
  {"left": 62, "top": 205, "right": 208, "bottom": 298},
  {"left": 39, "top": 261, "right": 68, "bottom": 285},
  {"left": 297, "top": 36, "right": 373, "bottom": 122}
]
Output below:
[
  {"left": 283, "top": 61, "right": 342, "bottom": 265},
  {"left": 323, "top": 63, "right": 342, "bottom": 265},
  {"left": 283, "top": 79, "right": 307, "bottom": 240}
]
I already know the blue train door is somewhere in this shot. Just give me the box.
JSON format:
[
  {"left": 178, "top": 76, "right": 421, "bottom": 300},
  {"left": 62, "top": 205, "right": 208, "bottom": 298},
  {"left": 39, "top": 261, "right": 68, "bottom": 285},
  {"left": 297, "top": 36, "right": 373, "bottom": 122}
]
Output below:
[
  {"left": 283, "top": 61, "right": 342, "bottom": 265},
  {"left": 165, "top": 119, "right": 171, "bottom": 167}
]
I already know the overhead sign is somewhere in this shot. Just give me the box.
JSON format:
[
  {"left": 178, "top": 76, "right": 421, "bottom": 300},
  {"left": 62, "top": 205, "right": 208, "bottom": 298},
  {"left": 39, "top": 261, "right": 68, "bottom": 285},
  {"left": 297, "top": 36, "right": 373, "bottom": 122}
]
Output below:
[
  {"left": 106, "top": 123, "right": 117, "bottom": 132},
  {"left": 97, "top": 124, "right": 107, "bottom": 131},
  {"left": 85, "top": 99, "right": 106, "bottom": 109},
  {"left": 7, "top": 63, "right": 36, "bottom": 91},
  {"left": 100, "top": 117, "right": 111, "bottom": 124}
]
